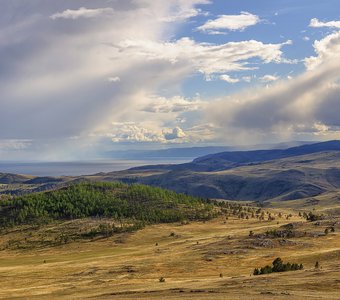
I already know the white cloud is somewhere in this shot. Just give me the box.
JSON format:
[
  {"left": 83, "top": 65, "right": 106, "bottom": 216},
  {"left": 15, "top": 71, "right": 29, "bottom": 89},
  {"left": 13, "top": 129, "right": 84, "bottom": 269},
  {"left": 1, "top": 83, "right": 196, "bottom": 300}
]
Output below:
[
  {"left": 198, "top": 12, "right": 260, "bottom": 34},
  {"left": 107, "top": 76, "right": 120, "bottom": 83},
  {"left": 3, "top": 0, "right": 330, "bottom": 159},
  {"left": 206, "top": 57, "right": 340, "bottom": 144},
  {"left": 50, "top": 7, "right": 115, "bottom": 20},
  {"left": 260, "top": 74, "right": 279, "bottom": 82},
  {"left": 110, "top": 123, "right": 188, "bottom": 143},
  {"left": 242, "top": 76, "right": 252, "bottom": 83},
  {"left": 161, "top": 8, "right": 201, "bottom": 22},
  {"left": 164, "top": 127, "right": 186, "bottom": 140},
  {"left": 220, "top": 74, "right": 239, "bottom": 83},
  {"left": 154, "top": 0, "right": 210, "bottom": 22},
  {"left": 305, "top": 31, "right": 340, "bottom": 70},
  {"left": 0, "top": 139, "right": 32, "bottom": 151},
  {"left": 108, "top": 121, "right": 218, "bottom": 144},
  {"left": 185, "top": 123, "right": 217, "bottom": 142},
  {"left": 118, "top": 37, "right": 292, "bottom": 78},
  {"left": 111, "top": 122, "right": 165, "bottom": 143},
  {"left": 140, "top": 95, "right": 205, "bottom": 113},
  {"left": 309, "top": 18, "right": 340, "bottom": 29},
  {"left": 1, "top": 1, "right": 211, "bottom": 146}
]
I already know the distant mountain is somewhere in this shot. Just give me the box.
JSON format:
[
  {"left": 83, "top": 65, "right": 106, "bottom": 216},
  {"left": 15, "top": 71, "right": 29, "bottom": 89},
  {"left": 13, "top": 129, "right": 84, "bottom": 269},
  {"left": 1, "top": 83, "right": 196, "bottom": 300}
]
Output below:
[
  {"left": 1, "top": 140, "right": 340, "bottom": 203},
  {"left": 129, "top": 140, "right": 340, "bottom": 172},
  {"left": 190, "top": 140, "right": 340, "bottom": 172},
  {"left": 131, "top": 151, "right": 340, "bottom": 202},
  {"left": 0, "top": 173, "right": 30, "bottom": 184},
  {"left": 104, "top": 146, "right": 234, "bottom": 160},
  {"left": 103, "top": 141, "right": 313, "bottom": 160},
  {"left": 97, "top": 140, "right": 340, "bottom": 202}
]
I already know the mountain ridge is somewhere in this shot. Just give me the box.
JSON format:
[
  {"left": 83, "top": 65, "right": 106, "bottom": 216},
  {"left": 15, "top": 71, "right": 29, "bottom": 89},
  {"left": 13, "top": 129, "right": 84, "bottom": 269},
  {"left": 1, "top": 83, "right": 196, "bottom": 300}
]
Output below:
[{"left": 1, "top": 140, "right": 340, "bottom": 203}]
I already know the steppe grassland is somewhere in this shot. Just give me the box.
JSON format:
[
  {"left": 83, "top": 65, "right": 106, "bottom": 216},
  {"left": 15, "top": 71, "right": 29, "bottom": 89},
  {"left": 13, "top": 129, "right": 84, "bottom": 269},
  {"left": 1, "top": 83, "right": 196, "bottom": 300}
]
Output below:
[{"left": 0, "top": 205, "right": 339, "bottom": 299}]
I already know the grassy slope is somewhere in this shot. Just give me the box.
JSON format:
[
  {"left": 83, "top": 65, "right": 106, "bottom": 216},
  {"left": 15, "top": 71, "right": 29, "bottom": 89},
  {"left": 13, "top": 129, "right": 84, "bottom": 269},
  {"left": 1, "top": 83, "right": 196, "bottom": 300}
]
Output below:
[
  {"left": 267, "top": 190, "right": 340, "bottom": 214},
  {"left": 0, "top": 204, "right": 339, "bottom": 299}
]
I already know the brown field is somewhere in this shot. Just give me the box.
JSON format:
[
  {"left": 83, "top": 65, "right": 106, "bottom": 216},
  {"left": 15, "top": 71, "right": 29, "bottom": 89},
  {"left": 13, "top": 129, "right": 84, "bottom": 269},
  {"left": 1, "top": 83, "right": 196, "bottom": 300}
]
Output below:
[{"left": 0, "top": 204, "right": 339, "bottom": 300}]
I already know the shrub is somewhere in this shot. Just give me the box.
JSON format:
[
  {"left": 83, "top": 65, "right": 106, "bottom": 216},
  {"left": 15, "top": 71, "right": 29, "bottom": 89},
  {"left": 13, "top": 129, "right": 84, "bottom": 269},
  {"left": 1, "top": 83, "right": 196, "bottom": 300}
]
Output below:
[
  {"left": 254, "top": 257, "right": 303, "bottom": 275},
  {"left": 305, "top": 212, "right": 323, "bottom": 222}
]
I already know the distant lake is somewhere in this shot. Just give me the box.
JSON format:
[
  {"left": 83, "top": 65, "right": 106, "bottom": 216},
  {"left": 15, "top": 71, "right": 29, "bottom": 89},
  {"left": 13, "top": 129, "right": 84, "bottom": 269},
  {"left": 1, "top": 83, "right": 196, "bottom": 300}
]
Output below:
[{"left": 0, "top": 159, "right": 189, "bottom": 177}]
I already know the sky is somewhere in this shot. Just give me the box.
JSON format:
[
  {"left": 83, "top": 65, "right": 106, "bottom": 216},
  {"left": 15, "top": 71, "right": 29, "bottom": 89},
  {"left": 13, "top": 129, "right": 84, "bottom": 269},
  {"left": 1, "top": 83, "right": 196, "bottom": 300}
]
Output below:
[{"left": 0, "top": 0, "right": 339, "bottom": 161}]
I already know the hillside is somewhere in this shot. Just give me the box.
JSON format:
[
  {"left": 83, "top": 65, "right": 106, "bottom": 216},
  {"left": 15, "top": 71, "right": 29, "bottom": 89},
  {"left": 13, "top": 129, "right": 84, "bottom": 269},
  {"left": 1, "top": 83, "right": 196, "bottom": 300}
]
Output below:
[
  {"left": 0, "top": 172, "right": 31, "bottom": 184},
  {"left": 85, "top": 151, "right": 340, "bottom": 202},
  {"left": 129, "top": 140, "right": 340, "bottom": 172},
  {"left": 1, "top": 141, "right": 340, "bottom": 202},
  {"left": 0, "top": 144, "right": 340, "bottom": 299},
  {"left": 0, "top": 201, "right": 339, "bottom": 299},
  {"left": 0, "top": 182, "right": 217, "bottom": 228}
]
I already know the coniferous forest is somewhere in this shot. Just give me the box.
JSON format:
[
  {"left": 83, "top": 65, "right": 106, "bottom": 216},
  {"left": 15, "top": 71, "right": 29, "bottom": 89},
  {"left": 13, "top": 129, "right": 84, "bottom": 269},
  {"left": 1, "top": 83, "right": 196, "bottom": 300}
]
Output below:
[{"left": 0, "top": 182, "right": 217, "bottom": 228}]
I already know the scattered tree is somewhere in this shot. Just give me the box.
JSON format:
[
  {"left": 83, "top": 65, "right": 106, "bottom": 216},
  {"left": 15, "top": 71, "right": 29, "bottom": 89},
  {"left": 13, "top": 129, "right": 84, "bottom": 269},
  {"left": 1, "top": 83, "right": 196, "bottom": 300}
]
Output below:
[{"left": 254, "top": 258, "right": 303, "bottom": 275}]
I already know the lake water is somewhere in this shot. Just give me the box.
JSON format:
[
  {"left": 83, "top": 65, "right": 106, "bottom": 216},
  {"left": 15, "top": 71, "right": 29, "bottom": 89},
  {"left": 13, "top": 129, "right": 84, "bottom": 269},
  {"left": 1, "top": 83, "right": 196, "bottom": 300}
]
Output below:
[{"left": 0, "top": 159, "right": 189, "bottom": 177}]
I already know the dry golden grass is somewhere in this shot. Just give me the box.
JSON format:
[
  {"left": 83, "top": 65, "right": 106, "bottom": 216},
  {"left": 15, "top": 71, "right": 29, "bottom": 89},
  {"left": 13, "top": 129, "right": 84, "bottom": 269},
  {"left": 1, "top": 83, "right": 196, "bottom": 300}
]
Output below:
[{"left": 0, "top": 208, "right": 339, "bottom": 299}]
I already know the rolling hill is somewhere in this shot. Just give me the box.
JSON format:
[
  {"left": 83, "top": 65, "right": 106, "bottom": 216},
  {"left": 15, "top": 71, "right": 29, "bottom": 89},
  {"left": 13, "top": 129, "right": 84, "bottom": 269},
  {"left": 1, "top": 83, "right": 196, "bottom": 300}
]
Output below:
[
  {"left": 93, "top": 141, "right": 340, "bottom": 202},
  {"left": 0, "top": 173, "right": 31, "bottom": 184},
  {"left": 1, "top": 140, "right": 340, "bottom": 203},
  {"left": 0, "top": 142, "right": 340, "bottom": 299},
  {"left": 0, "top": 182, "right": 216, "bottom": 228}
]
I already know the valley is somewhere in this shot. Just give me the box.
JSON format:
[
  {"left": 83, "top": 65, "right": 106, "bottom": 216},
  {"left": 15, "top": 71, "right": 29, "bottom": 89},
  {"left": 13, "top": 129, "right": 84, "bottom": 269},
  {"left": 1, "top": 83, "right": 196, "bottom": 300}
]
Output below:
[
  {"left": 2, "top": 1, "right": 339, "bottom": 299},
  {"left": 0, "top": 140, "right": 339, "bottom": 299}
]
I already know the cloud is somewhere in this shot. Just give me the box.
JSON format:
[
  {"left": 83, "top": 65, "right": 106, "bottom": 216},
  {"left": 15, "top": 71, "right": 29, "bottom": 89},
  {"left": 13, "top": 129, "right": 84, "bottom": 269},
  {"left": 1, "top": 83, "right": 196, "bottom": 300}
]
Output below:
[
  {"left": 3, "top": 0, "right": 331, "bottom": 159},
  {"left": 220, "top": 74, "right": 239, "bottom": 83},
  {"left": 107, "top": 76, "right": 121, "bottom": 83},
  {"left": 110, "top": 123, "right": 188, "bottom": 143},
  {"left": 164, "top": 127, "right": 186, "bottom": 140},
  {"left": 198, "top": 12, "right": 260, "bottom": 34},
  {"left": 0, "top": 0, "right": 210, "bottom": 145},
  {"left": 140, "top": 95, "right": 205, "bottom": 113},
  {"left": 242, "top": 76, "right": 252, "bottom": 83},
  {"left": 260, "top": 75, "right": 279, "bottom": 82},
  {"left": 118, "top": 37, "right": 292, "bottom": 79},
  {"left": 184, "top": 123, "right": 217, "bottom": 142},
  {"left": 309, "top": 18, "right": 340, "bottom": 29},
  {"left": 50, "top": 7, "right": 115, "bottom": 20},
  {"left": 206, "top": 56, "right": 340, "bottom": 144},
  {"left": 110, "top": 122, "right": 165, "bottom": 143},
  {"left": 305, "top": 31, "right": 340, "bottom": 70},
  {"left": 0, "top": 139, "right": 32, "bottom": 151},
  {"left": 160, "top": 0, "right": 211, "bottom": 22}
]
